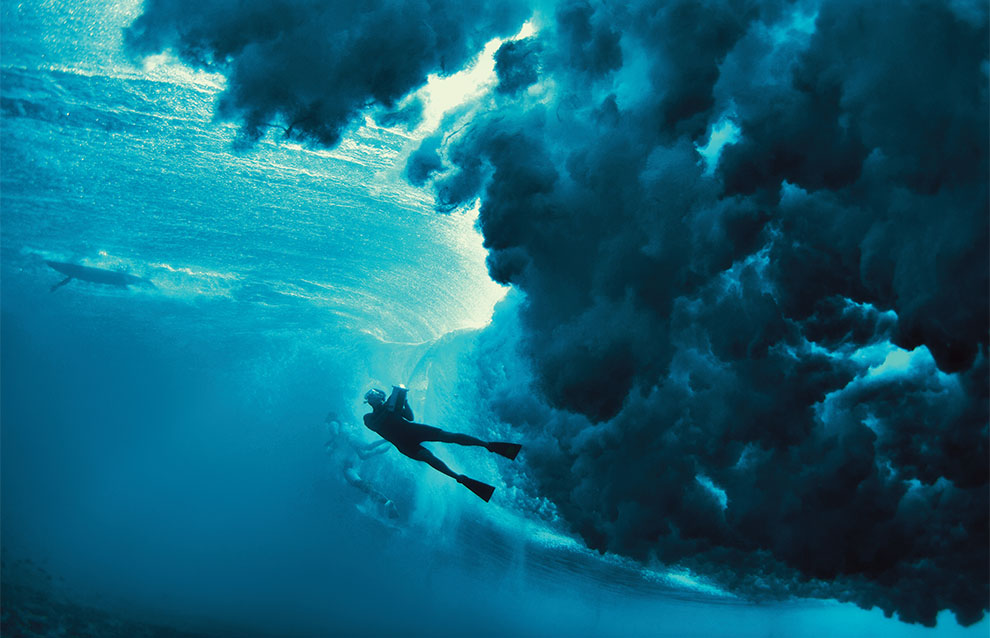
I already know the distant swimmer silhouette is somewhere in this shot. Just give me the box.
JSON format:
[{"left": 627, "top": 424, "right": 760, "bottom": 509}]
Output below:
[
  {"left": 325, "top": 413, "right": 398, "bottom": 520},
  {"left": 362, "top": 385, "right": 522, "bottom": 502},
  {"left": 46, "top": 260, "right": 153, "bottom": 292}
]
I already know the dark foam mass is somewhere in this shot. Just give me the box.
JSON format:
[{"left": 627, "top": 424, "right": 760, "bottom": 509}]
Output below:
[
  {"left": 125, "top": 0, "right": 530, "bottom": 146},
  {"left": 127, "top": 0, "right": 990, "bottom": 627}
]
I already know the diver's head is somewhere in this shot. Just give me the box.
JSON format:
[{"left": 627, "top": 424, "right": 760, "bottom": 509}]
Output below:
[{"left": 364, "top": 388, "right": 386, "bottom": 408}]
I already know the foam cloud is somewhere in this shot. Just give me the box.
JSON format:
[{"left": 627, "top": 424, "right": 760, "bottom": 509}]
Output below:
[
  {"left": 126, "top": 0, "right": 530, "bottom": 146},
  {"left": 128, "top": 0, "right": 989, "bottom": 626},
  {"left": 421, "top": 0, "right": 988, "bottom": 626}
]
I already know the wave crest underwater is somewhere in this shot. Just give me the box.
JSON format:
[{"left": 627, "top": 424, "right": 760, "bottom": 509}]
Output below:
[{"left": 2, "top": 0, "right": 988, "bottom": 636}]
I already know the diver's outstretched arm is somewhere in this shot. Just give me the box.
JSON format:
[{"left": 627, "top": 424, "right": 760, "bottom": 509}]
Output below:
[
  {"left": 356, "top": 440, "right": 390, "bottom": 459},
  {"left": 50, "top": 277, "right": 72, "bottom": 292}
]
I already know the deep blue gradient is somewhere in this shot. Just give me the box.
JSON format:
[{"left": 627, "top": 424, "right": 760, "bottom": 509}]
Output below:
[{"left": 2, "top": 1, "right": 987, "bottom": 636}]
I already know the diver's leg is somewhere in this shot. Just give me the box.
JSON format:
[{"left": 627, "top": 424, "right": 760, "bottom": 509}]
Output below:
[
  {"left": 410, "top": 446, "right": 460, "bottom": 479},
  {"left": 408, "top": 445, "right": 496, "bottom": 502},
  {"left": 343, "top": 465, "right": 365, "bottom": 490},
  {"left": 436, "top": 431, "right": 488, "bottom": 446},
  {"left": 415, "top": 425, "right": 520, "bottom": 459},
  {"left": 414, "top": 425, "right": 487, "bottom": 447},
  {"left": 343, "top": 465, "right": 398, "bottom": 517}
]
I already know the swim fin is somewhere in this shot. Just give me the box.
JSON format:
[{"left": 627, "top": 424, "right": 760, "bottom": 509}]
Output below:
[
  {"left": 457, "top": 475, "right": 495, "bottom": 502},
  {"left": 487, "top": 442, "right": 522, "bottom": 460},
  {"left": 50, "top": 277, "right": 72, "bottom": 292}
]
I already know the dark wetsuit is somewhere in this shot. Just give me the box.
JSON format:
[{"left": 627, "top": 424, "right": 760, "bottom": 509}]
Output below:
[
  {"left": 363, "top": 405, "right": 442, "bottom": 458},
  {"left": 363, "top": 404, "right": 487, "bottom": 459},
  {"left": 361, "top": 388, "right": 519, "bottom": 502}
]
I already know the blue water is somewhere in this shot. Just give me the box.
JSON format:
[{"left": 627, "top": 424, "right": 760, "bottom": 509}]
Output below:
[{"left": 2, "top": 1, "right": 986, "bottom": 636}]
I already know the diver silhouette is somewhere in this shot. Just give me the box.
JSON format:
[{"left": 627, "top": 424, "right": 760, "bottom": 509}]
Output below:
[
  {"left": 362, "top": 386, "right": 522, "bottom": 502},
  {"left": 325, "top": 413, "right": 398, "bottom": 519},
  {"left": 45, "top": 260, "right": 153, "bottom": 292}
]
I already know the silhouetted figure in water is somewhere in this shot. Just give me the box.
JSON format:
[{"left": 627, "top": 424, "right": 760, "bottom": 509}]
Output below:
[
  {"left": 325, "top": 413, "right": 398, "bottom": 519},
  {"left": 362, "top": 386, "right": 522, "bottom": 502},
  {"left": 46, "top": 260, "right": 153, "bottom": 292}
]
